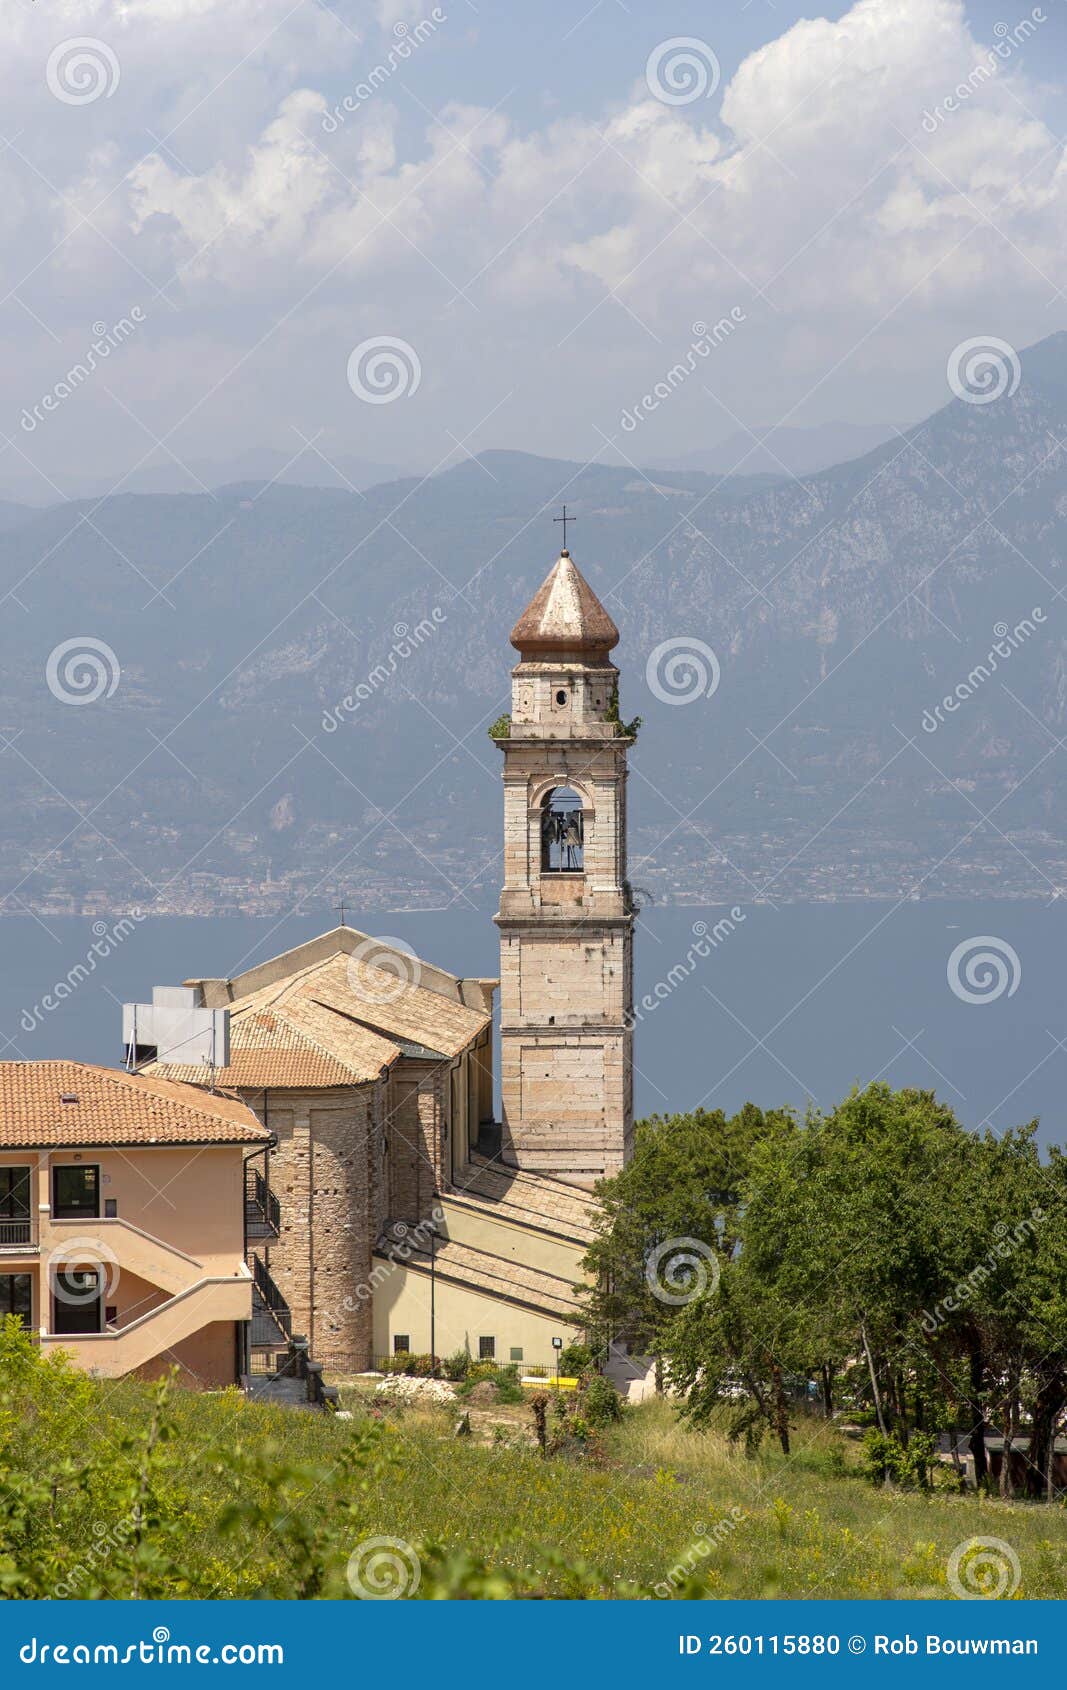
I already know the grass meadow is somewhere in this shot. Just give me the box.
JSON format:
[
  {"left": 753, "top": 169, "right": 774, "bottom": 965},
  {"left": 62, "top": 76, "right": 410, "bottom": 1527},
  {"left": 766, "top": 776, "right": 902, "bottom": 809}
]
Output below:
[{"left": 5, "top": 1336, "right": 1065, "bottom": 1600}]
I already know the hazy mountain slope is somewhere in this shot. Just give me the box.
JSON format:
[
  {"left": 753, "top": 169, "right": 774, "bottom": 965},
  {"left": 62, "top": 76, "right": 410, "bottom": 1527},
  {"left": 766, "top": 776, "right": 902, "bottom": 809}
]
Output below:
[
  {"left": 2, "top": 335, "right": 1066, "bottom": 914},
  {"left": 652, "top": 420, "right": 898, "bottom": 478}
]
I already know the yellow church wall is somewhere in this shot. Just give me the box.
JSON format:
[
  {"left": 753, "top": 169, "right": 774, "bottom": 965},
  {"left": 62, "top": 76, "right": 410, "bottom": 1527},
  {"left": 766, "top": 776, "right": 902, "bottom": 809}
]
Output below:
[
  {"left": 436, "top": 1195, "right": 586, "bottom": 1282},
  {"left": 372, "top": 1264, "right": 578, "bottom": 1371}
]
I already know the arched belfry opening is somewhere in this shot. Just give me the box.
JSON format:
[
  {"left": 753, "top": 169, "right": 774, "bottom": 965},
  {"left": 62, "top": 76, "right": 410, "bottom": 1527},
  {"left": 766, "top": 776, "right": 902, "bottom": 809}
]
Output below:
[{"left": 540, "top": 786, "right": 584, "bottom": 873}]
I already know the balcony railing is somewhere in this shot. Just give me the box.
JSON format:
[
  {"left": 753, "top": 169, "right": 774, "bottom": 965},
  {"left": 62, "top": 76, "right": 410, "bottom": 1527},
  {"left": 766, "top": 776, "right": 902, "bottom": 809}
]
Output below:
[
  {"left": 0, "top": 1217, "right": 33, "bottom": 1250},
  {"left": 244, "top": 1166, "right": 281, "bottom": 1240}
]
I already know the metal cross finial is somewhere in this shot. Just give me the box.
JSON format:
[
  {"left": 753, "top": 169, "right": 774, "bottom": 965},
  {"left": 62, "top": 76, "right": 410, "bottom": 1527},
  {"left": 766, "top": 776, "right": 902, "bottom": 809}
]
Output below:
[
  {"left": 554, "top": 504, "right": 577, "bottom": 551},
  {"left": 338, "top": 897, "right": 348, "bottom": 927}
]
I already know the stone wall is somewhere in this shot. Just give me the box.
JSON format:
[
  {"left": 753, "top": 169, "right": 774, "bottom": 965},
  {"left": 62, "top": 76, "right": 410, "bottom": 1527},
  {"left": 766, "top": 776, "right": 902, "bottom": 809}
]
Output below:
[{"left": 243, "top": 1083, "right": 380, "bottom": 1372}]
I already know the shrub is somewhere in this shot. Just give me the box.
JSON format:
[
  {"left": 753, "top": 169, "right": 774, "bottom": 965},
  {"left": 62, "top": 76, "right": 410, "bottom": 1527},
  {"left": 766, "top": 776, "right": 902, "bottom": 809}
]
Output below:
[
  {"left": 466, "top": 1359, "right": 500, "bottom": 1384},
  {"left": 443, "top": 1350, "right": 471, "bottom": 1382},
  {"left": 862, "top": 1430, "right": 937, "bottom": 1490},
  {"left": 382, "top": 1352, "right": 439, "bottom": 1377},
  {"left": 558, "top": 1343, "right": 594, "bottom": 1378},
  {"left": 580, "top": 1376, "right": 623, "bottom": 1428},
  {"left": 456, "top": 1366, "right": 525, "bottom": 1406}
]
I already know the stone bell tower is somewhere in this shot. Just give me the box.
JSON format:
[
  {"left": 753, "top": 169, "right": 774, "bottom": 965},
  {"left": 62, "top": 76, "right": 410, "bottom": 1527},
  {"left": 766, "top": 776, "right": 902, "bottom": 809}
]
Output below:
[{"left": 494, "top": 542, "right": 635, "bottom": 1187}]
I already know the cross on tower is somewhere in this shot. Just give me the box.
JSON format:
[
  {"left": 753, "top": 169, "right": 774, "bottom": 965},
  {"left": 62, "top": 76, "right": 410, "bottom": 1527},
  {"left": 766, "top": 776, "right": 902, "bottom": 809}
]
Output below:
[{"left": 553, "top": 504, "right": 577, "bottom": 551}]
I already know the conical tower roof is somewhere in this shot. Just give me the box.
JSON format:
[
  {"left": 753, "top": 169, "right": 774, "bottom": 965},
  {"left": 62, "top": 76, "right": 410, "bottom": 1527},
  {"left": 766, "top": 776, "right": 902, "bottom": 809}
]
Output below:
[{"left": 510, "top": 550, "right": 620, "bottom": 659}]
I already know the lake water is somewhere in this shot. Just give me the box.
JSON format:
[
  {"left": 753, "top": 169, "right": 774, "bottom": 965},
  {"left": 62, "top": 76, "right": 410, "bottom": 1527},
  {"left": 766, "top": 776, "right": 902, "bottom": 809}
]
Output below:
[{"left": 3, "top": 900, "right": 1064, "bottom": 1149}]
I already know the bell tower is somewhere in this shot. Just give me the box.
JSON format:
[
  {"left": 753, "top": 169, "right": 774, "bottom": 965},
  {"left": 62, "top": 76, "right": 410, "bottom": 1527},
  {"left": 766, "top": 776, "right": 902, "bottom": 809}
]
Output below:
[{"left": 494, "top": 542, "right": 635, "bottom": 1187}]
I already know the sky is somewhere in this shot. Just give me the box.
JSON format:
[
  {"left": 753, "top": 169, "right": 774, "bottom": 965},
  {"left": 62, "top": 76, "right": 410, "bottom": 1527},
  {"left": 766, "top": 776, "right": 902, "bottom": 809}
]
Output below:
[{"left": 3, "top": 0, "right": 1067, "bottom": 498}]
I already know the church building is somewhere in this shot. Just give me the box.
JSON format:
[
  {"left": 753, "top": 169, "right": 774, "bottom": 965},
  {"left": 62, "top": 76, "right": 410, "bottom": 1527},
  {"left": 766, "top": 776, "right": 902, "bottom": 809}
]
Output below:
[{"left": 146, "top": 544, "right": 636, "bottom": 1375}]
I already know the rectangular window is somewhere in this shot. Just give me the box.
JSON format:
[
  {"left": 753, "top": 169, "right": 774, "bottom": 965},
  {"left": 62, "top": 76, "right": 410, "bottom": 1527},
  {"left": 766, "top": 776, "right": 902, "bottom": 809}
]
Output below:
[
  {"left": 52, "top": 1165, "right": 99, "bottom": 1221},
  {"left": 0, "top": 1167, "right": 32, "bottom": 1247},
  {"left": 510, "top": 1347, "right": 523, "bottom": 1363},
  {"left": 479, "top": 1336, "right": 495, "bottom": 1360},
  {"left": 393, "top": 1334, "right": 410, "bottom": 1354},
  {"left": 0, "top": 1166, "right": 30, "bottom": 1217},
  {"left": 0, "top": 1273, "right": 31, "bottom": 1323},
  {"left": 52, "top": 1270, "right": 102, "bottom": 1335}
]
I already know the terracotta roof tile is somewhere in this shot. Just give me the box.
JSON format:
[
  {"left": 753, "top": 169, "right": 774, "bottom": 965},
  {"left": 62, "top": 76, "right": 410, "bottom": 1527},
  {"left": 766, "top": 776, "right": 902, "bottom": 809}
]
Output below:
[
  {"left": 451, "top": 1155, "right": 598, "bottom": 1244},
  {"left": 0, "top": 1062, "right": 269, "bottom": 1148},
  {"left": 151, "top": 939, "right": 490, "bottom": 1091},
  {"left": 149, "top": 989, "right": 398, "bottom": 1090},
  {"left": 307, "top": 955, "right": 489, "bottom": 1060},
  {"left": 376, "top": 1226, "right": 580, "bottom": 1321}
]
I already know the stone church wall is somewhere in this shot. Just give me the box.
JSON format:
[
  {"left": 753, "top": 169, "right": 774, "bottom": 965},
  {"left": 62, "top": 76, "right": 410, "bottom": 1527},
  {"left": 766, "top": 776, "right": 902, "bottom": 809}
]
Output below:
[{"left": 243, "top": 1083, "right": 380, "bottom": 1371}]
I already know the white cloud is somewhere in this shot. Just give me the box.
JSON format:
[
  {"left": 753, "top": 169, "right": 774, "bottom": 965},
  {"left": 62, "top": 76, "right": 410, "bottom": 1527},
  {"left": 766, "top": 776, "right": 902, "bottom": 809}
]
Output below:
[{"left": 1, "top": 0, "right": 1064, "bottom": 489}]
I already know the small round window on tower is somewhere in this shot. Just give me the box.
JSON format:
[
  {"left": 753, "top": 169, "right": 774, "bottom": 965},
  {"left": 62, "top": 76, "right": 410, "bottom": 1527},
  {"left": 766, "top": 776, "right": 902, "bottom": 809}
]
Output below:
[{"left": 555, "top": 689, "right": 567, "bottom": 705}]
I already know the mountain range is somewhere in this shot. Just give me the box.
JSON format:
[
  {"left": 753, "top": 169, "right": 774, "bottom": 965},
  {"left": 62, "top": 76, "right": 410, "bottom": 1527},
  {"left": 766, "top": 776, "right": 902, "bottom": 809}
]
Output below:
[
  {"left": 2, "top": 333, "right": 1067, "bottom": 917},
  {"left": 649, "top": 419, "right": 898, "bottom": 479}
]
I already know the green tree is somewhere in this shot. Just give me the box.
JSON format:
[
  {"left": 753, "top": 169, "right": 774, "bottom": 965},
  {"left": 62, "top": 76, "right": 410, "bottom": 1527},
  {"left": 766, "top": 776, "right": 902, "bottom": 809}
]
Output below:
[{"left": 578, "top": 1103, "right": 792, "bottom": 1357}]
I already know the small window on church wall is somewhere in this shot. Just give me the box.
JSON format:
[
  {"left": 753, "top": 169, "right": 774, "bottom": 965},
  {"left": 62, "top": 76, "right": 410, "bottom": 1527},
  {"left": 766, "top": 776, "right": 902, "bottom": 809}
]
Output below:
[{"left": 541, "top": 787, "right": 584, "bottom": 873}]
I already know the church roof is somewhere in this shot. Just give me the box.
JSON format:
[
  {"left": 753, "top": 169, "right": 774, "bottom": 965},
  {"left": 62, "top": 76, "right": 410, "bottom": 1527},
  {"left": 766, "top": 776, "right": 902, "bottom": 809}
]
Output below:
[
  {"left": 147, "top": 928, "right": 493, "bottom": 1090},
  {"left": 375, "top": 1224, "right": 581, "bottom": 1322},
  {"left": 510, "top": 550, "right": 619, "bottom": 658}
]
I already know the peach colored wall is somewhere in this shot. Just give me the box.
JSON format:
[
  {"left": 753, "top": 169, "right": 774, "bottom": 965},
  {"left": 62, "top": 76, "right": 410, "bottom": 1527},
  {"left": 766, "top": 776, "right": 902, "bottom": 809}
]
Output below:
[
  {"left": 1, "top": 1147, "right": 250, "bottom": 1388},
  {"left": 109, "top": 1268, "right": 169, "bottom": 1328},
  {"left": 7, "top": 1146, "right": 249, "bottom": 1273},
  {"left": 134, "top": 1321, "right": 239, "bottom": 1389},
  {"left": 85, "top": 1147, "right": 246, "bottom": 1271}
]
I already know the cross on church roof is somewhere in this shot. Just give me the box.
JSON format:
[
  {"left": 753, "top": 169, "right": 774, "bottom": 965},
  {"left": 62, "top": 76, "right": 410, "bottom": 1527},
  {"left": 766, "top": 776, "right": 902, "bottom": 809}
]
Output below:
[
  {"left": 553, "top": 504, "right": 576, "bottom": 551},
  {"left": 337, "top": 897, "right": 349, "bottom": 927}
]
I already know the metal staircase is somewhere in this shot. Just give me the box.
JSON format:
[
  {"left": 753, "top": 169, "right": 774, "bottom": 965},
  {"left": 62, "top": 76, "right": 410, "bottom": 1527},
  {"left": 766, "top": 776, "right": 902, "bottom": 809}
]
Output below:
[
  {"left": 250, "top": 1253, "right": 291, "bottom": 1349},
  {"left": 245, "top": 1165, "right": 281, "bottom": 1241}
]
